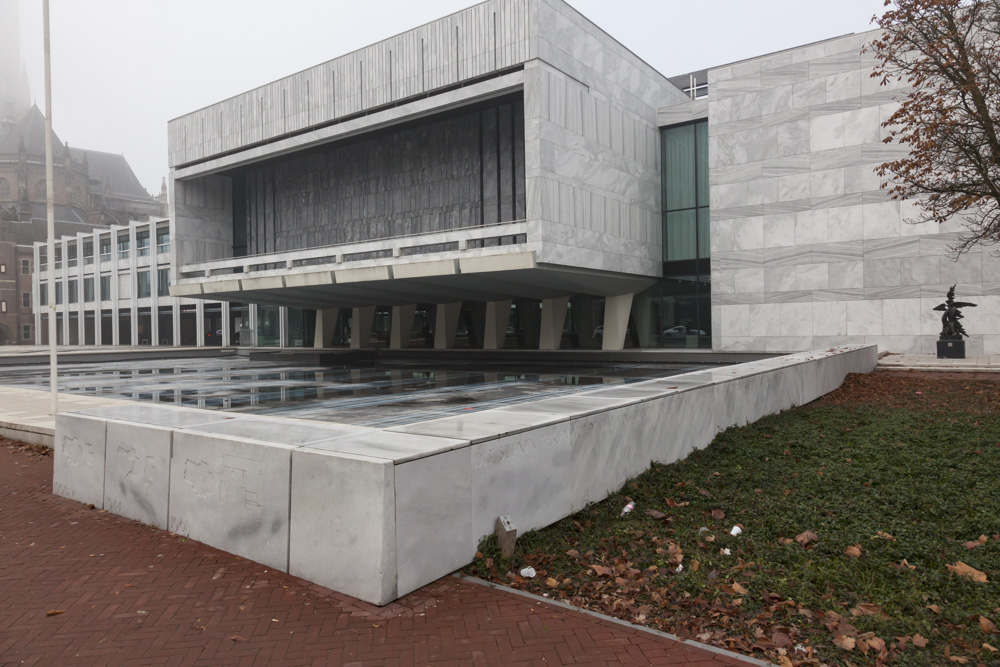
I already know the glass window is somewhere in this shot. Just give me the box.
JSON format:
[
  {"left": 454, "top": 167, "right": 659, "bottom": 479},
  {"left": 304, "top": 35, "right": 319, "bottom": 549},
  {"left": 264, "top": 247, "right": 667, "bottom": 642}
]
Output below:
[
  {"left": 136, "top": 230, "right": 150, "bottom": 257},
  {"left": 67, "top": 244, "right": 77, "bottom": 268},
  {"left": 40, "top": 284, "right": 48, "bottom": 305},
  {"left": 100, "top": 237, "right": 111, "bottom": 262},
  {"left": 156, "top": 227, "right": 170, "bottom": 254},
  {"left": 21, "top": 324, "right": 31, "bottom": 341},
  {"left": 21, "top": 259, "right": 30, "bottom": 274},
  {"left": 100, "top": 275, "right": 111, "bottom": 300},
  {"left": 84, "top": 277, "right": 95, "bottom": 302},
  {"left": 137, "top": 270, "right": 151, "bottom": 298},
  {"left": 117, "top": 233, "right": 130, "bottom": 260},
  {"left": 0, "top": 301, "right": 5, "bottom": 313},
  {"left": 83, "top": 241, "right": 94, "bottom": 265},
  {"left": 56, "top": 283, "right": 63, "bottom": 305},
  {"left": 157, "top": 268, "right": 170, "bottom": 296},
  {"left": 665, "top": 210, "right": 697, "bottom": 262},
  {"left": 68, "top": 280, "right": 78, "bottom": 303},
  {"left": 22, "top": 292, "right": 30, "bottom": 308}
]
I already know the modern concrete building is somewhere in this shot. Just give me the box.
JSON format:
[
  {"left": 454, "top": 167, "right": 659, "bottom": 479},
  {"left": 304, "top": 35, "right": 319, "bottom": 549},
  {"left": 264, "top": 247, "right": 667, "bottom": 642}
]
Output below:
[{"left": 21, "top": 0, "right": 980, "bottom": 356}]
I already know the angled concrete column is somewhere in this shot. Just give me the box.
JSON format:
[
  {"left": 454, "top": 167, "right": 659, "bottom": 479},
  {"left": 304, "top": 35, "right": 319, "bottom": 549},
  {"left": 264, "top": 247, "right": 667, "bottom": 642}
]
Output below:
[
  {"left": 433, "top": 302, "right": 462, "bottom": 350},
  {"left": 602, "top": 293, "right": 634, "bottom": 351},
  {"left": 313, "top": 308, "right": 339, "bottom": 348},
  {"left": 539, "top": 296, "right": 569, "bottom": 351},
  {"left": 483, "top": 300, "right": 512, "bottom": 350},
  {"left": 390, "top": 304, "right": 416, "bottom": 349},
  {"left": 350, "top": 306, "right": 376, "bottom": 350}
]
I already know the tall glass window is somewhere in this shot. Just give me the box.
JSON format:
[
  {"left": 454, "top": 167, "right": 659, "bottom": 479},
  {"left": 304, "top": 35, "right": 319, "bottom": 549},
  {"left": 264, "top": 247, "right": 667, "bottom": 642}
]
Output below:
[
  {"left": 84, "top": 277, "right": 95, "bottom": 302},
  {"left": 137, "top": 271, "right": 151, "bottom": 298},
  {"left": 657, "top": 119, "right": 711, "bottom": 347},
  {"left": 136, "top": 230, "right": 150, "bottom": 257},
  {"left": 157, "top": 268, "right": 170, "bottom": 296},
  {"left": 100, "top": 275, "right": 111, "bottom": 300}
]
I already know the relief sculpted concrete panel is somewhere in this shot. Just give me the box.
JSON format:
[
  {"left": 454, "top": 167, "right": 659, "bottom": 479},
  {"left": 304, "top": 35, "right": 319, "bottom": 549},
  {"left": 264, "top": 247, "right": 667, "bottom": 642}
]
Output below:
[
  {"left": 104, "top": 421, "right": 172, "bottom": 529},
  {"left": 53, "top": 413, "right": 108, "bottom": 507}
]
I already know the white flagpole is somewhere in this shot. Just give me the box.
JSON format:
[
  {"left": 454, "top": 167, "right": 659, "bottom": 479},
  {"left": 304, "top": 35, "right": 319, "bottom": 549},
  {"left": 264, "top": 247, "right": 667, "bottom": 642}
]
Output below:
[{"left": 43, "top": 0, "right": 58, "bottom": 415}]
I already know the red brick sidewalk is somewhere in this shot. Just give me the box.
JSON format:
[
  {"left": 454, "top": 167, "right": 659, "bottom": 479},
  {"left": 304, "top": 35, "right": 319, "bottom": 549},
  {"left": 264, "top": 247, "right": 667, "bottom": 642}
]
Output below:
[{"left": 0, "top": 442, "right": 758, "bottom": 666}]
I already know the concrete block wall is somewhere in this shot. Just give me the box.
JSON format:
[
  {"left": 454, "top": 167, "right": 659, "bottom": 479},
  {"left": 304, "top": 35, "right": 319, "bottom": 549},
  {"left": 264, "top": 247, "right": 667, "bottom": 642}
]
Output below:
[
  {"left": 54, "top": 345, "right": 876, "bottom": 606},
  {"left": 702, "top": 31, "right": 1000, "bottom": 354}
]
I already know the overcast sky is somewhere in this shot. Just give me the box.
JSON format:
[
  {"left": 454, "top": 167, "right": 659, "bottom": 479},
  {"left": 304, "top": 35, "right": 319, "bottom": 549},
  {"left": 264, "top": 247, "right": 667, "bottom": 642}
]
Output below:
[{"left": 14, "top": 0, "right": 887, "bottom": 196}]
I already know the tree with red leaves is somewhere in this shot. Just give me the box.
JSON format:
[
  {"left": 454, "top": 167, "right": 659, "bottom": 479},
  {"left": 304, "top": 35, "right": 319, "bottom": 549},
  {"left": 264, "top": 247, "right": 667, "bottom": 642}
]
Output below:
[{"left": 867, "top": 0, "right": 1000, "bottom": 253}]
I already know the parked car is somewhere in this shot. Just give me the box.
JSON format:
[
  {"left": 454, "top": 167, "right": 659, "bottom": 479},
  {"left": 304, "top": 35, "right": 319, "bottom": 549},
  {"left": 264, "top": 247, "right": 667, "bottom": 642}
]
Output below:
[{"left": 663, "top": 326, "right": 707, "bottom": 338}]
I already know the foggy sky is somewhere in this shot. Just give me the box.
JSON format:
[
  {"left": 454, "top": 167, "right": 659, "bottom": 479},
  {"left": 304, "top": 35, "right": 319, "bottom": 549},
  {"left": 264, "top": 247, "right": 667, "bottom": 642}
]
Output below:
[{"left": 14, "top": 0, "right": 887, "bottom": 197}]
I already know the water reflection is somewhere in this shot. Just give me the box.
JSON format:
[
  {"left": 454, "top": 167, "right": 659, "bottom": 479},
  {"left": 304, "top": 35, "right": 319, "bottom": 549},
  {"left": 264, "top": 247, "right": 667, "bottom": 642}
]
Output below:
[{"left": 0, "top": 358, "right": 712, "bottom": 427}]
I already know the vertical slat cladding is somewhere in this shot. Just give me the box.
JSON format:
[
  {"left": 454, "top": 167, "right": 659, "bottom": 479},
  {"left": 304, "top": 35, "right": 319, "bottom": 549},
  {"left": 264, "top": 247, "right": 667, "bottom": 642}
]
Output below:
[{"left": 168, "top": 0, "right": 531, "bottom": 167}]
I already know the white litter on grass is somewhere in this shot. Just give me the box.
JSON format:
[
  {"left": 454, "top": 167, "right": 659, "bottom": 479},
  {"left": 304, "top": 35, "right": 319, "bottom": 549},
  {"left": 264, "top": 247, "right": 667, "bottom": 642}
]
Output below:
[
  {"left": 720, "top": 548, "right": 731, "bottom": 556},
  {"left": 675, "top": 564, "right": 684, "bottom": 573},
  {"left": 698, "top": 527, "right": 709, "bottom": 533},
  {"left": 519, "top": 566, "right": 536, "bottom": 578},
  {"left": 730, "top": 526, "right": 743, "bottom": 536},
  {"left": 620, "top": 501, "right": 635, "bottom": 516}
]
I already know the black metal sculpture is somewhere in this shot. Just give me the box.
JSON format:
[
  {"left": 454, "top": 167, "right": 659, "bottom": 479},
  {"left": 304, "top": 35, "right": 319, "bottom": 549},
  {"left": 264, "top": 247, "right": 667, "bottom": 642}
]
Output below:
[{"left": 934, "top": 285, "right": 977, "bottom": 339}]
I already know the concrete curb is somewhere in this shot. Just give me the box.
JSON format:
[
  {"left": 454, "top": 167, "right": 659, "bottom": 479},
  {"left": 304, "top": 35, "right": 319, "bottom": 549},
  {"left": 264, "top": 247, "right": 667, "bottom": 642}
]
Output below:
[{"left": 454, "top": 573, "right": 777, "bottom": 667}]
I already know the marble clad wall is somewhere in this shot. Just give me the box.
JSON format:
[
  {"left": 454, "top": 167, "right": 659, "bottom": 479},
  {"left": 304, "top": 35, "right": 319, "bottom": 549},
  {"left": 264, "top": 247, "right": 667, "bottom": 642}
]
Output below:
[
  {"left": 526, "top": 0, "right": 688, "bottom": 278},
  {"left": 53, "top": 345, "right": 876, "bottom": 605},
  {"left": 695, "top": 30, "right": 1000, "bottom": 354}
]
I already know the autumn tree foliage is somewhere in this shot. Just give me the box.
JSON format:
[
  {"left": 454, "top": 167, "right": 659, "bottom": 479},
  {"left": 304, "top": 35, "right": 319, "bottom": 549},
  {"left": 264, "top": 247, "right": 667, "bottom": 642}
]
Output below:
[{"left": 867, "top": 0, "right": 1000, "bottom": 253}]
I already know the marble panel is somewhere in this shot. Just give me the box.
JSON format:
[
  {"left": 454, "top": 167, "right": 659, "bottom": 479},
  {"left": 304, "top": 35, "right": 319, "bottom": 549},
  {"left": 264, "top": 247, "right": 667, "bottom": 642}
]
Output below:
[
  {"left": 104, "top": 421, "right": 171, "bottom": 529},
  {"left": 865, "top": 285, "right": 921, "bottom": 300},
  {"left": 710, "top": 132, "right": 748, "bottom": 168},
  {"left": 766, "top": 336, "right": 814, "bottom": 353},
  {"left": 882, "top": 298, "right": 922, "bottom": 336},
  {"left": 794, "top": 209, "right": 828, "bottom": 245},
  {"left": 843, "top": 163, "right": 882, "bottom": 193},
  {"left": 763, "top": 154, "right": 811, "bottom": 178},
  {"left": 812, "top": 240, "right": 864, "bottom": 263},
  {"left": 182, "top": 417, "right": 373, "bottom": 446},
  {"left": 761, "top": 82, "right": 795, "bottom": 114},
  {"left": 733, "top": 217, "right": 765, "bottom": 250},
  {"left": 720, "top": 304, "right": 750, "bottom": 337},
  {"left": 864, "top": 236, "right": 920, "bottom": 260},
  {"left": 712, "top": 249, "right": 763, "bottom": 270},
  {"left": 778, "top": 173, "right": 811, "bottom": 202},
  {"left": 810, "top": 169, "right": 845, "bottom": 198},
  {"left": 814, "top": 288, "right": 866, "bottom": 301},
  {"left": 843, "top": 106, "right": 880, "bottom": 146},
  {"left": 289, "top": 449, "right": 395, "bottom": 605},
  {"left": 864, "top": 258, "right": 901, "bottom": 287},
  {"left": 764, "top": 265, "right": 797, "bottom": 292},
  {"left": 749, "top": 302, "right": 782, "bottom": 337},
  {"left": 776, "top": 119, "right": 811, "bottom": 157},
  {"left": 394, "top": 447, "right": 472, "bottom": 597},
  {"left": 746, "top": 125, "right": 778, "bottom": 162},
  {"left": 713, "top": 269, "right": 735, "bottom": 294},
  {"left": 900, "top": 255, "right": 940, "bottom": 286},
  {"left": 169, "top": 431, "right": 296, "bottom": 571},
  {"left": 306, "top": 431, "right": 468, "bottom": 464},
  {"left": 862, "top": 201, "right": 901, "bottom": 239},
  {"left": 826, "top": 204, "right": 865, "bottom": 243},
  {"left": 712, "top": 182, "right": 749, "bottom": 210},
  {"left": 763, "top": 246, "right": 810, "bottom": 266},
  {"left": 734, "top": 268, "right": 765, "bottom": 294},
  {"left": 53, "top": 413, "right": 108, "bottom": 507},
  {"left": 472, "top": 421, "right": 572, "bottom": 541},
  {"left": 918, "top": 233, "right": 962, "bottom": 257},
  {"left": 796, "top": 263, "right": 829, "bottom": 290},
  {"left": 76, "top": 403, "right": 235, "bottom": 429},
  {"left": 388, "top": 410, "right": 567, "bottom": 445},
  {"left": 791, "top": 78, "right": 826, "bottom": 109},
  {"left": 780, "top": 302, "right": 813, "bottom": 337},
  {"left": 762, "top": 213, "right": 796, "bottom": 248},
  {"left": 847, "top": 299, "right": 883, "bottom": 336},
  {"left": 939, "top": 253, "right": 982, "bottom": 285},
  {"left": 982, "top": 257, "right": 1000, "bottom": 282},
  {"left": 710, "top": 219, "right": 735, "bottom": 253},
  {"left": 828, "top": 261, "right": 864, "bottom": 289},
  {"left": 747, "top": 178, "right": 779, "bottom": 206},
  {"left": 811, "top": 145, "right": 863, "bottom": 171},
  {"left": 810, "top": 113, "right": 844, "bottom": 152},
  {"left": 812, "top": 299, "right": 847, "bottom": 336}
]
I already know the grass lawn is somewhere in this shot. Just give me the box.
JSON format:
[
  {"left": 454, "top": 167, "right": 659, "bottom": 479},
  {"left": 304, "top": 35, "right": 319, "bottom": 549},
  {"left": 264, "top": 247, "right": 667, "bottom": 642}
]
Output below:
[{"left": 466, "top": 372, "right": 1000, "bottom": 666}]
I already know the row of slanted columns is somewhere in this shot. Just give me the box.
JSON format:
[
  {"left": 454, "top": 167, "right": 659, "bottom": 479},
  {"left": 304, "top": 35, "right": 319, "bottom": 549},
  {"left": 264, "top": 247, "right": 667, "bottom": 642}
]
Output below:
[{"left": 313, "top": 293, "right": 635, "bottom": 351}]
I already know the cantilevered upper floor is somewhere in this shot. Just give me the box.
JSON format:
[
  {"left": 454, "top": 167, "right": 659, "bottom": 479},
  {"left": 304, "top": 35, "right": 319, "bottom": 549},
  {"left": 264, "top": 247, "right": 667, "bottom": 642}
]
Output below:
[{"left": 167, "top": 0, "right": 688, "bottom": 330}]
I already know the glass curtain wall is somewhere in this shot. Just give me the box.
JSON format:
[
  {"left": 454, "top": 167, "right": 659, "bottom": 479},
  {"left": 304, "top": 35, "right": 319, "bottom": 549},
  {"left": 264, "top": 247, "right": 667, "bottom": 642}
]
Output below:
[{"left": 655, "top": 120, "right": 711, "bottom": 348}]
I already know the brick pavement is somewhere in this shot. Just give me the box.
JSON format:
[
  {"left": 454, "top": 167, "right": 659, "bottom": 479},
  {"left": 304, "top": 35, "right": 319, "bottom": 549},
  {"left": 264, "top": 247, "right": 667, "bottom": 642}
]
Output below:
[{"left": 0, "top": 441, "right": 757, "bottom": 667}]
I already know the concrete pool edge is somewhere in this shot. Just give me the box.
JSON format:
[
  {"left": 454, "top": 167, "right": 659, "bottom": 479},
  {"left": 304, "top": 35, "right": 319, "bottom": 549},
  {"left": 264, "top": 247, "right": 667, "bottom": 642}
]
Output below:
[{"left": 53, "top": 345, "right": 877, "bottom": 605}]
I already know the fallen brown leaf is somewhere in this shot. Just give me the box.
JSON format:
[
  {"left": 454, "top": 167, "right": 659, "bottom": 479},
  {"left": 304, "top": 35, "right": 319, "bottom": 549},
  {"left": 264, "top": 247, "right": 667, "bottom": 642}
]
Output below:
[
  {"left": 644, "top": 509, "right": 667, "bottom": 520},
  {"left": 913, "top": 633, "right": 928, "bottom": 648},
  {"left": 844, "top": 544, "right": 862, "bottom": 558},
  {"left": 946, "top": 561, "right": 988, "bottom": 583},
  {"left": 229, "top": 635, "right": 248, "bottom": 642},
  {"left": 732, "top": 582, "right": 748, "bottom": 595},
  {"left": 926, "top": 604, "right": 941, "bottom": 614},
  {"left": 590, "top": 565, "right": 613, "bottom": 577},
  {"left": 772, "top": 631, "right": 791, "bottom": 647},
  {"left": 776, "top": 655, "right": 793, "bottom": 667},
  {"left": 46, "top": 610, "right": 66, "bottom": 617},
  {"left": 875, "top": 531, "right": 896, "bottom": 541},
  {"left": 565, "top": 549, "right": 580, "bottom": 559},
  {"left": 545, "top": 577, "right": 559, "bottom": 588},
  {"left": 834, "top": 635, "right": 856, "bottom": 650},
  {"left": 795, "top": 530, "right": 818, "bottom": 547},
  {"left": 983, "top": 643, "right": 998, "bottom": 653},
  {"left": 711, "top": 508, "right": 725, "bottom": 520},
  {"left": 979, "top": 616, "right": 997, "bottom": 634}
]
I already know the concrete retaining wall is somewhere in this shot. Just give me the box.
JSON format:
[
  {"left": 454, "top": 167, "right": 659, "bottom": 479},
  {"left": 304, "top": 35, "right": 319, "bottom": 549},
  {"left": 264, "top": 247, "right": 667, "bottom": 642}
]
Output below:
[{"left": 54, "top": 345, "right": 876, "bottom": 605}]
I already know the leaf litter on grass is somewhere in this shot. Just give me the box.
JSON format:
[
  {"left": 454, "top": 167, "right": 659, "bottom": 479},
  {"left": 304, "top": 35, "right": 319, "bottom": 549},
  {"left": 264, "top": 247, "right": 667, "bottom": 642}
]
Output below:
[{"left": 466, "top": 373, "right": 1000, "bottom": 666}]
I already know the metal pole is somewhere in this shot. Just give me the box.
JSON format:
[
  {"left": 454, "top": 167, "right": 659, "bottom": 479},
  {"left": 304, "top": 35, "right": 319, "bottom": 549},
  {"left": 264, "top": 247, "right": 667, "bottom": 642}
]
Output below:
[{"left": 43, "top": 0, "right": 58, "bottom": 415}]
